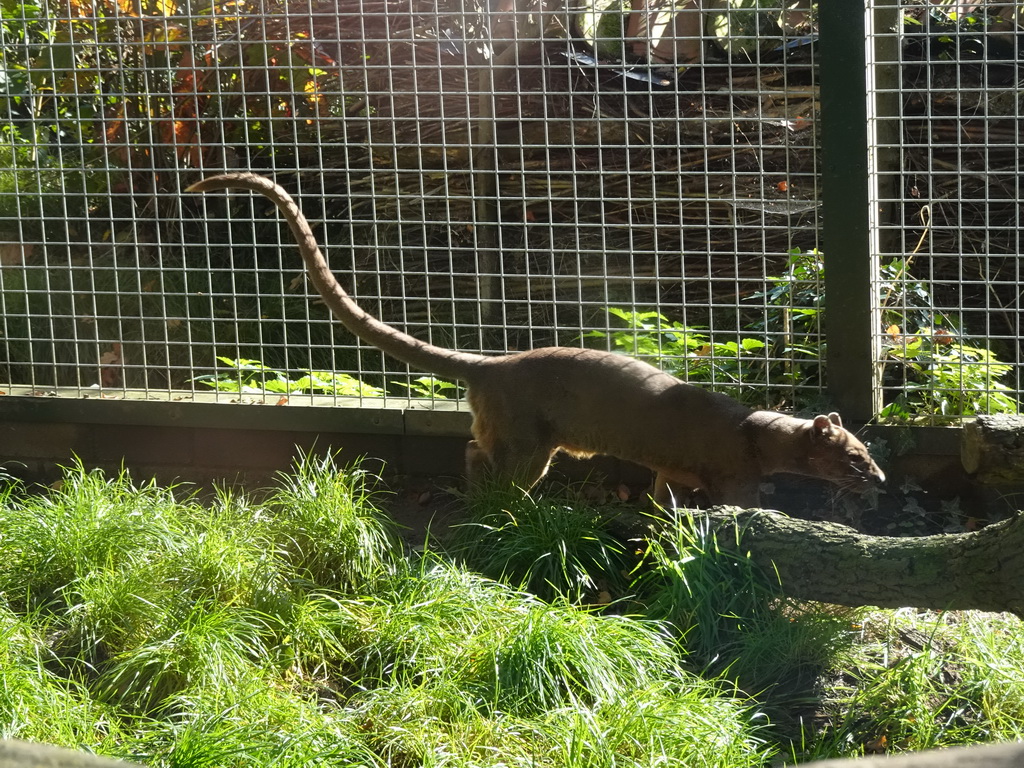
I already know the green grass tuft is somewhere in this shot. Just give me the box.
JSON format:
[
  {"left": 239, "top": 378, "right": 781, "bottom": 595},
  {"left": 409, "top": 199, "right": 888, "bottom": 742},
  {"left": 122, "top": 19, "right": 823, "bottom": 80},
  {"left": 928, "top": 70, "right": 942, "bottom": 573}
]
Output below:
[
  {"left": 0, "top": 604, "right": 122, "bottom": 749},
  {"left": 0, "top": 460, "right": 191, "bottom": 612},
  {"left": 799, "top": 610, "right": 1024, "bottom": 759},
  {"left": 467, "top": 600, "right": 680, "bottom": 716},
  {"left": 449, "top": 485, "right": 629, "bottom": 602},
  {"left": 264, "top": 450, "right": 399, "bottom": 592},
  {"left": 631, "top": 509, "right": 859, "bottom": 700}
]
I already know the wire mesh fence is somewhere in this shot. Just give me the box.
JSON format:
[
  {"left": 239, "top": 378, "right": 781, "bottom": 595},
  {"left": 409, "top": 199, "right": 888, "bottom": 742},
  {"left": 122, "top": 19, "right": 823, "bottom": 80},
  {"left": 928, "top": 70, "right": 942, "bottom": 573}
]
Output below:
[
  {"left": 868, "top": 1, "right": 1023, "bottom": 424},
  {"left": 0, "top": 0, "right": 1020, "bottom": 423}
]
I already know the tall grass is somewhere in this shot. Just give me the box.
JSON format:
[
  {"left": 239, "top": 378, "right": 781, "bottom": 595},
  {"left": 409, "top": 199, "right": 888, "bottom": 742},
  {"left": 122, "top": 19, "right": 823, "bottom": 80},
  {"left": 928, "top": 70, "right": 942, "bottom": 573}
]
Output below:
[
  {"left": 0, "top": 458, "right": 776, "bottom": 767},
  {"left": 264, "top": 450, "right": 398, "bottom": 592},
  {"left": 798, "top": 610, "right": 1024, "bottom": 759},
  {"left": 0, "top": 605, "right": 120, "bottom": 747},
  {"left": 1, "top": 458, "right": 1021, "bottom": 765},
  {"left": 467, "top": 601, "right": 680, "bottom": 716},
  {"left": 449, "top": 485, "right": 629, "bottom": 602},
  {"left": 0, "top": 460, "right": 190, "bottom": 613},
  {"left": 632, "top": 509, "right": 856, "bottom": 699},
  {"left": 95, "top": 598, "right": 271, "bottom": 715},
  {"left": 353, "top": 554, "right": 519, "bottom": 684}
]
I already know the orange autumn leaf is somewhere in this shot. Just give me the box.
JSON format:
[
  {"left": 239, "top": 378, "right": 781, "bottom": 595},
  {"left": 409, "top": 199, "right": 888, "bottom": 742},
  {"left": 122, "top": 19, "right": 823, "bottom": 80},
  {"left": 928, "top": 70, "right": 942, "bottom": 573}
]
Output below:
[{"left": 865, "top": 735, "right": 888, "bottom": 753}]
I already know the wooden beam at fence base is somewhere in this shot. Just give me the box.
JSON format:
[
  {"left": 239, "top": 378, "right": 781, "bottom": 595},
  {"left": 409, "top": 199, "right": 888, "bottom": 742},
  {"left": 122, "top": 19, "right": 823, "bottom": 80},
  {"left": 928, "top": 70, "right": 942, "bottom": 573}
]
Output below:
[{"left": 0, "top": 392, "right": 473, "bottom": 489}]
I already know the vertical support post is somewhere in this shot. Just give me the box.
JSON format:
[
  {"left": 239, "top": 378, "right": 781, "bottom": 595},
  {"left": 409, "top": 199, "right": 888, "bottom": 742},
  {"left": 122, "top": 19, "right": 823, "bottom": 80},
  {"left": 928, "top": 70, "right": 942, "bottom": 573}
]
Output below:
[
  {"left": 819, "top": 2, "right": 888, "bottom": 421},
  {"left": 473, "top": 56, "right": 501, "bottom": 329}
]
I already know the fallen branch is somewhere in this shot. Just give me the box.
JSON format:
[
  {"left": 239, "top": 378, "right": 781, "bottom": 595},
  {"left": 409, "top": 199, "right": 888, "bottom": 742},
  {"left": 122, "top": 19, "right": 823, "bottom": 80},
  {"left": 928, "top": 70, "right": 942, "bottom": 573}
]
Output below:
[{"left": 703, "top": 508, "right": 1024, "bottom": 618}]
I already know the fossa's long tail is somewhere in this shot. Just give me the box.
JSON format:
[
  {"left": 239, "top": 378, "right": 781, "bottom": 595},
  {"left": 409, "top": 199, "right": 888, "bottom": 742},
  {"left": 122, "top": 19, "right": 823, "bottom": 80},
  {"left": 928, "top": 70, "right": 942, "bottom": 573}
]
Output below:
[{"left": 189, "top": 173, "right": 485, "bottom": 381}]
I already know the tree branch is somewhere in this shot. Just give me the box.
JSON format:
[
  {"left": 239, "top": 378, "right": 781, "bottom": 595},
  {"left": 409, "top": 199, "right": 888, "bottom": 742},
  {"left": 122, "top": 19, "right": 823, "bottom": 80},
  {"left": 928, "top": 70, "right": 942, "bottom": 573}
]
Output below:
[{"left": 703, "top": 508, "right": 1024, "bottom": 618}]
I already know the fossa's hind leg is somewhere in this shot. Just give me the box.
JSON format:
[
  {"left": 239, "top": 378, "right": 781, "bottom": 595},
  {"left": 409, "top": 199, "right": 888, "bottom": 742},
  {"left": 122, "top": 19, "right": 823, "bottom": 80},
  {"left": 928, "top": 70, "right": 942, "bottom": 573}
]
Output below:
[
  {"left": 465, "top": 440, "right": 491, "bottom": 483},
  {"left": 653, "top": 474, "right": 693, "bottom": 508},
  {"left": 465, "top": 397, "right": 554, "bottom": 493},
  {"left": 652, "top": 470, "right": 716, "bottom": 508},
  {"left": 465, "top": 436, "right": 555, "bottom": 494},
  {"left": 495, "top": 441, "right": 556, "bottom": 492}
]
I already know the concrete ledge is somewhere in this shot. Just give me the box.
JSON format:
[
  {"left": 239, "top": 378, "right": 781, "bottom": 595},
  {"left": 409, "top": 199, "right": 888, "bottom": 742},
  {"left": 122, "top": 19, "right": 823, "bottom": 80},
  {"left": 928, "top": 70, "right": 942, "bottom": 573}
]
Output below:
[
  {"left": 0, "top": 390, "right": 472, "bottom": 437},
  {"left": 806, "top": 742, "right": 1024, "bottom": 767},
  {"left": 0, "top": 393, "right": 471, "bottom": 488},
  {"left": 3, "top": 738, "right": 1021, "bottom": 767}
]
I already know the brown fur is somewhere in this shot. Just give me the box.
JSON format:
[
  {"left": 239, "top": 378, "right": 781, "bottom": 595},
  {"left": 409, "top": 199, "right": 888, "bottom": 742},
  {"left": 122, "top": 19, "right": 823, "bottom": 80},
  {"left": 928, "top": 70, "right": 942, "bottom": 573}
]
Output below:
[{"left": 188, "top": 173, "right": 886, "bottom": 507}]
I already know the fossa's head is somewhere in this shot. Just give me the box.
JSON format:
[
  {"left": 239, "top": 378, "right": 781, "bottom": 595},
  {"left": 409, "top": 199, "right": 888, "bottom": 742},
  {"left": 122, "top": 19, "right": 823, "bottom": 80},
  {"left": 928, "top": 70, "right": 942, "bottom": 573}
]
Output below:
[{"left": 806, "top": 412, "right": 885, "bottom": 492}]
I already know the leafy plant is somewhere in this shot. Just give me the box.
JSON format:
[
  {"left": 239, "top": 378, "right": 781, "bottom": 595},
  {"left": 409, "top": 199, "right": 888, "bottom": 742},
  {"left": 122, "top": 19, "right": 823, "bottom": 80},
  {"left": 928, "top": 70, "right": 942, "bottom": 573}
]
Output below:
[
  {"left": 877, "top": 256, "right": 1020, "bottom": 421},
  {"left": 593, "top": 248, "right": 1020, "bottom": 421},
  {"left": 0, "top": 128, "right": 109, "bottom": 242},
  {"left": 191, "top": 357, "right": 386, "bottom": 397},
  {"left": 880, "top": 329, "right": 1019, "bottom": 421},
  {"left": 393, "top": 375, "right": 462, "bottom": 399},
  {"left": 585, "top": 307, "right": 766, "bottom": 402},
  {"left": 587, "top": 248, "right": 829, "bottom": 408},
  {"left": 751, "top": 246, "right": 827, "bottom": 369},
  {"left": 193, "top": 357, "right": 462, "bottom": 400}
]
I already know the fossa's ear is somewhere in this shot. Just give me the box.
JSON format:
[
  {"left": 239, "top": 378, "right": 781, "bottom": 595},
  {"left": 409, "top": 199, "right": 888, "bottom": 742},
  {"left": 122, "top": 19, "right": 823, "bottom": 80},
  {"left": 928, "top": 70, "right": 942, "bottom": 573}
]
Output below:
[{"left": 812, "top": 414, "right": 840, "bottom": 438}]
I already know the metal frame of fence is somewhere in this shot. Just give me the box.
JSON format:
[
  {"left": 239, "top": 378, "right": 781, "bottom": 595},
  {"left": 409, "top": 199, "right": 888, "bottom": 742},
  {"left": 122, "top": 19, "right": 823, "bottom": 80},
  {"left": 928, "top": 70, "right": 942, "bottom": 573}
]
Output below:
[{"left": 0, "top": 0, "right": 1020, "bottom": 436}]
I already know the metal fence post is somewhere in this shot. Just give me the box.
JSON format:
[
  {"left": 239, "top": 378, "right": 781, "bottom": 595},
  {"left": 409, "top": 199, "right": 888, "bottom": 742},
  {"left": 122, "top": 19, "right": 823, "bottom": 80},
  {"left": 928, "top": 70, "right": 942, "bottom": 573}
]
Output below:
[{"left": 820, "top": 2, "right": 894, "bottom": 421}]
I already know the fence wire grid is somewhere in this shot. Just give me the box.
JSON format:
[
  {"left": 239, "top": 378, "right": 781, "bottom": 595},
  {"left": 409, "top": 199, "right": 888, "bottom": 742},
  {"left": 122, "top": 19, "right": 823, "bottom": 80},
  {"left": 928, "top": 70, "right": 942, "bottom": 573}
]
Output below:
[
  {"left": 0, "top": 0, "right": 1020, "bottom": 424},
  {"left": 870, "top": 1, "right": 1023, "bottom": 423}
]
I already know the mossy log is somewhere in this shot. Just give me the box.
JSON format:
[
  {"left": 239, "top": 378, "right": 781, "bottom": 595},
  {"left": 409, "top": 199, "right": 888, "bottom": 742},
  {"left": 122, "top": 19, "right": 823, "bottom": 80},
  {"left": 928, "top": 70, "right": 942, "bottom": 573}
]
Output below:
[
  {"left": 705, "top": 508, "right": 1024, "bottom": 618},
  {"left": 961, "top": 414, "right": 1024, "bottom": 485}
]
